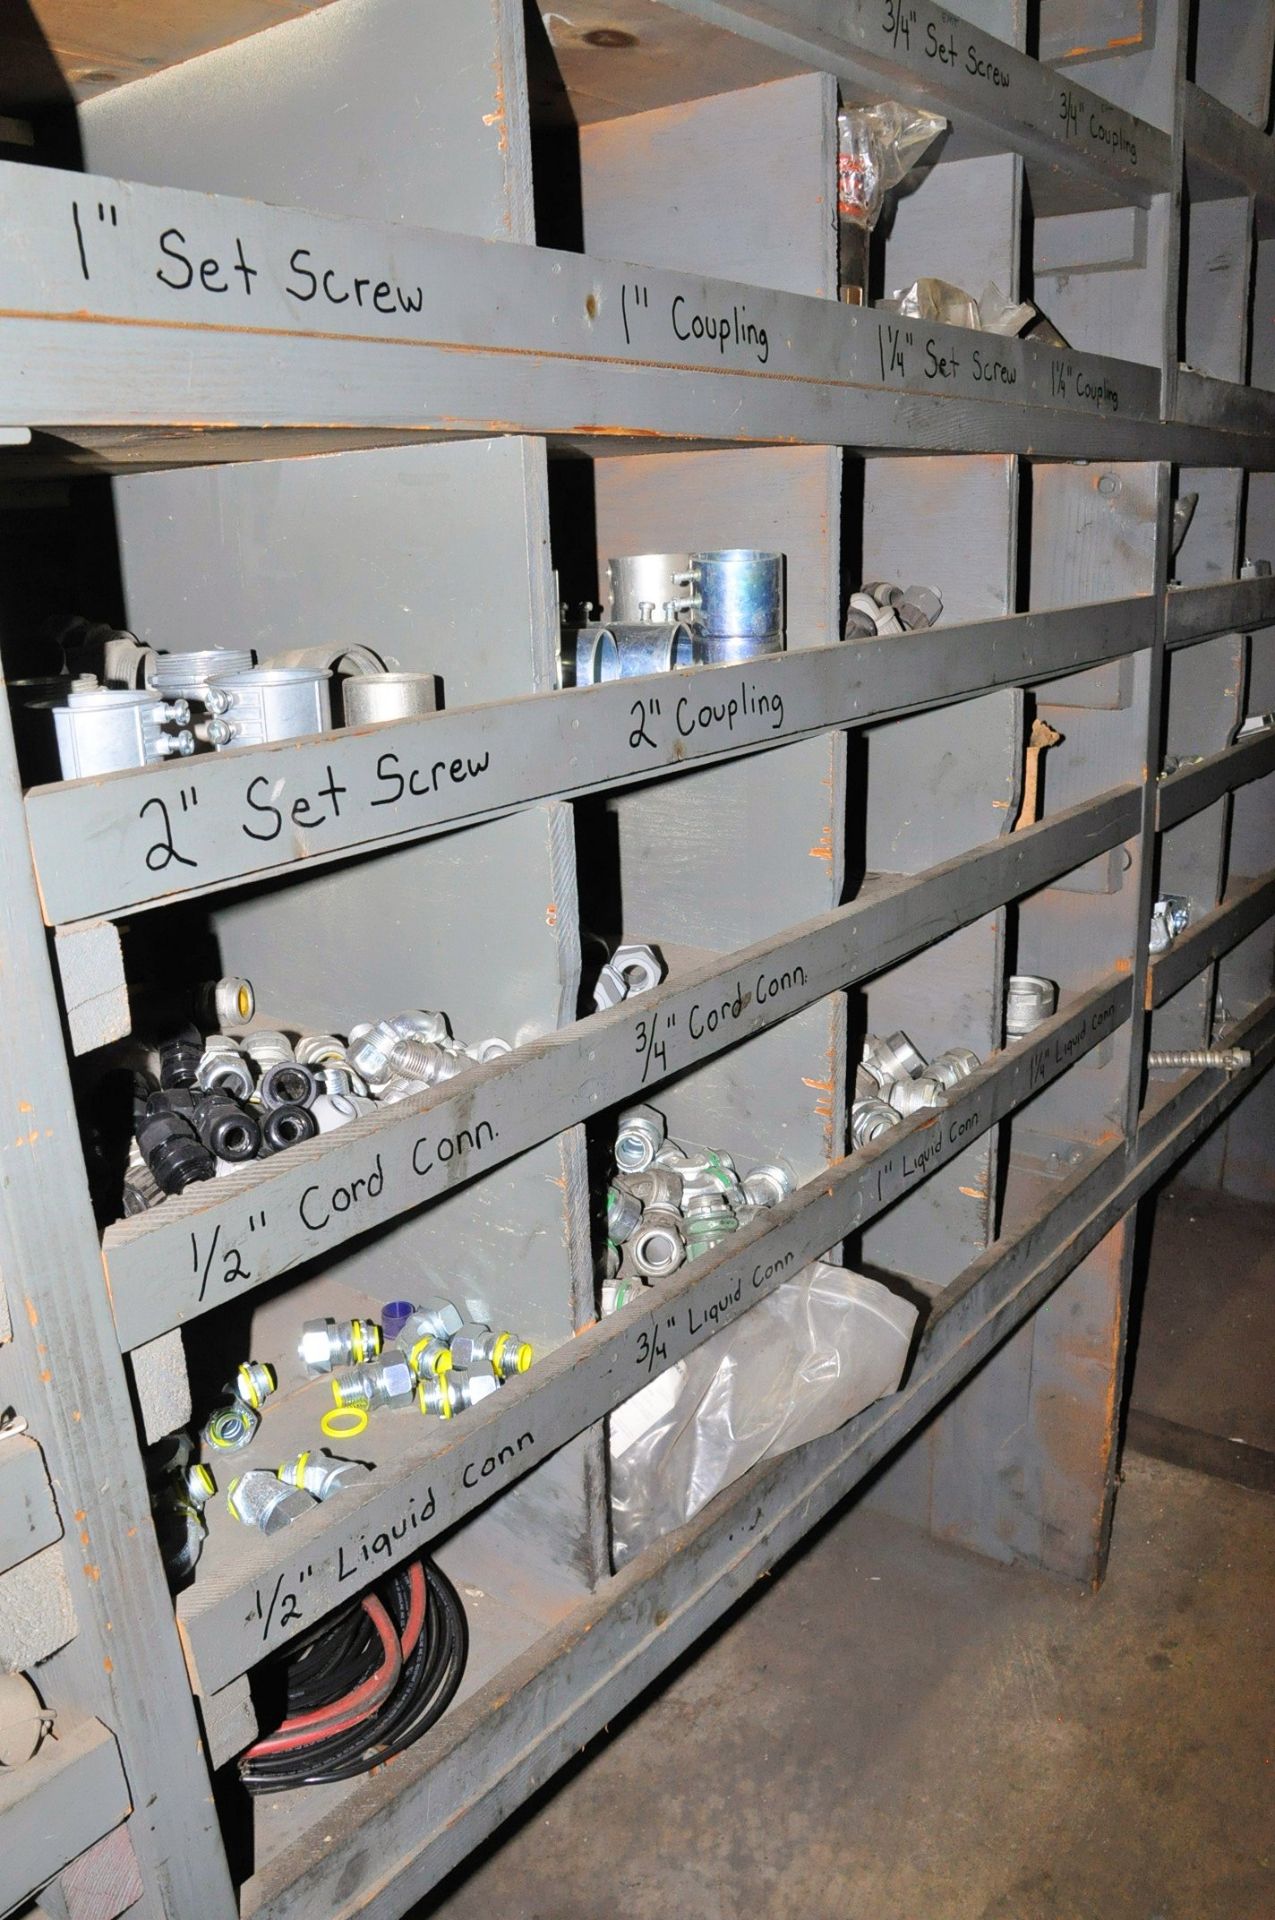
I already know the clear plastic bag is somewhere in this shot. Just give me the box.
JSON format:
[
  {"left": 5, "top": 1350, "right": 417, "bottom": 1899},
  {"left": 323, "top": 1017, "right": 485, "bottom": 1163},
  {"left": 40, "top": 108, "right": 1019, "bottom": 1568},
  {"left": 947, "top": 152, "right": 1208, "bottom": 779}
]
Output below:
[
  {"left": 836, "top": 101, "right": 946, "bottom": 303},
  {"left": 609, "top": 1260, "right": 917, "bottom": 1563},
  {"left": 882, "top": 277, "right": 1068, "bottom": 346}
]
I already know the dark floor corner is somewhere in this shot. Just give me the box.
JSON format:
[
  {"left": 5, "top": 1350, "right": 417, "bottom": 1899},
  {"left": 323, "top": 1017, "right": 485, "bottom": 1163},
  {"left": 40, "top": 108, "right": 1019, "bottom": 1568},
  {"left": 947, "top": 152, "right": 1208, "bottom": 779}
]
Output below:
[{"left": 416, "top": 1193, "right": 1275, "bottom": 1920}]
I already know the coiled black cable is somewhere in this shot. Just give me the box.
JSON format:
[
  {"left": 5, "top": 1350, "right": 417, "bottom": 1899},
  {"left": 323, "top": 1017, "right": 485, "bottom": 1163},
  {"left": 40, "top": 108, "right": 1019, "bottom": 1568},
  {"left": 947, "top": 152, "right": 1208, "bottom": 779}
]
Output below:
[{"left": 239, "top": 1555, "right": 468, "bottom": 1792}]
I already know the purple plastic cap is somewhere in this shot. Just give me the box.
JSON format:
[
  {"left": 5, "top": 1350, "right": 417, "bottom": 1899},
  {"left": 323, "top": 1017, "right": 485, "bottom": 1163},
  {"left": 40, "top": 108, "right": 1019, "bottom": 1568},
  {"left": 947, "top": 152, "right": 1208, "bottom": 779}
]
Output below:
[{"left": 381, "top": 1300, "right": 415, "bottom": 1339}]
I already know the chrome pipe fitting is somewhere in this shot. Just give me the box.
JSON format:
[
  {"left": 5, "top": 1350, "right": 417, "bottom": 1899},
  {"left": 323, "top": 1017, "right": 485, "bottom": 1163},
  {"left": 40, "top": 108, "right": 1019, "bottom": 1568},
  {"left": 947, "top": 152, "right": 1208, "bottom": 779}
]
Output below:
[
  {"left": 888, "top": 1073, "right": 947, "bottom": 1115},
  {"left": 630, "top": 1208, "right": 686, "bottom": 1278},
  {"left": 418, "top": 1372, "right": 501, "bottom": 1418},
  {"left": 860, "top": 1031, "right": 927, "bottom": 1091},
  {"left": 342, "top": 672, "right": 438, "bottom": 725},
  {"left": 688, "top": 550, "right": 784, "bottom": 642},
  {"left": 331, "top": 1356, "right": 415, "bottom": 1413},
  {"left": 196, "top": 1039, "right": 255, "bottom": 1101},
  {"left": 150, "top": 648, "right": 254, "bottom": 702},
  {"left": 851, "top": 1097, "right": 903, "bottom": 1147},
  {"left": 204, "top": 665, "right": 332, "bottom": 749},
  {"left": 298, "top": 1317, "right": 383, "bottom": 1376},
  {"left": 615, "top": 1166, "right": 684, "bottom": 1212},
  {"left": 232, "top": 1361, "right": 277, "bottom": 1411},
  {"left": 277, "top": 1450, "right": 373, "bottom": 1499},
  {"left": 606, "top": 1185, "right": 644, "bottom": 1244},
  {"left": 607, "top": 553, "right": 694, "bottom": 624},
  {"left": 202, "top": 1401, "right": 260, "bottom": 1451},
  {"left": 449, "top": 1326, "right": 534, "bottom": 1380},
  {"left": 741, "top": 1161, "right": 796, "bottom": 1208},
  {"left": 1005, "top": 976, "right": 1058, "bottom": 1038},
  {"left": 614, "top": 1104, "right": 666, "bottom": 1173},
  {"left": 1148, "top": 895, "right": 1190, "bottom": 955},
  {"left": 49, "top": 683, "right": 194, "bottom": 777},
  {"left": 227, "top": 1470, "right": 317, "bottom": 1534},
  {"left": 926, "top": 1048, "right": 981, "bottom": 1091}
]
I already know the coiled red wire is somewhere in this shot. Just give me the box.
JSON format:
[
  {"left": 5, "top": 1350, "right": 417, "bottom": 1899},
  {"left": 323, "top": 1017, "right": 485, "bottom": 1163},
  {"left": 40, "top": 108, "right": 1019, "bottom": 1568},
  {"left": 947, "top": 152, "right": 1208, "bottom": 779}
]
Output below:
[{"left": 239, "top": 1556, "right": 467, "bottom": 1790}]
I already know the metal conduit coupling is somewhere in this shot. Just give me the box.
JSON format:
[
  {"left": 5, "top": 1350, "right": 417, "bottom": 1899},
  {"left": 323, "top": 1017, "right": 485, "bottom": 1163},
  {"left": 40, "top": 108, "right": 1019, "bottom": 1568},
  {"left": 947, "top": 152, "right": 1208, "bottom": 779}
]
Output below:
[
  {"left": 851, "top": 1097, "right": 903, "bottom": 1147},
  {"left": 1005, "top": 976, "right": 1058, "bottom": 1038}
]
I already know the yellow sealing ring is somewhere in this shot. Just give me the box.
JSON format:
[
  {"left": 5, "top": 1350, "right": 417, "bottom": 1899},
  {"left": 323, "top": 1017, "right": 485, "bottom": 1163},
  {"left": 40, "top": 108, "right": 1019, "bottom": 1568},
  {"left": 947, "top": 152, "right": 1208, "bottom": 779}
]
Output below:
[
  {"left": 322, "top": 1405, "right": 368, "bottom": 1440},
  {"left": 351, "top": 1319, "right": 381, "bottom": 1365},
  {"left": 410, "top": 1337, "right": 452, "bottom": 1379},
  {"left": 189, "top": 1463, "right": 216, "bottom": 1499}
]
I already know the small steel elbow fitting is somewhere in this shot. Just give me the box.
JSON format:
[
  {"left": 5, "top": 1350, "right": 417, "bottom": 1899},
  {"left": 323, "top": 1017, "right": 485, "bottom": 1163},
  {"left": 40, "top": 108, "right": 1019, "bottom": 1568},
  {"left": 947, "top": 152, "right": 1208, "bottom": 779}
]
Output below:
[
  {"left": 227, "top": 1469, "right": 317, "bottom": 1534},
  {"left": 277, "top": 1450, "right": 372, "bottom": 1499}
]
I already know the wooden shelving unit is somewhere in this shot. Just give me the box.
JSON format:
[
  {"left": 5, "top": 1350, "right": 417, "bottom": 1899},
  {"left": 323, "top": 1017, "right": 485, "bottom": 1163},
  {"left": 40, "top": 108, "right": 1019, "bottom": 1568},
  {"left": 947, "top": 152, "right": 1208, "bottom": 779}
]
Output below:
[{"left": 0, "top": 1, "right": 1272, "bottom": 1914}]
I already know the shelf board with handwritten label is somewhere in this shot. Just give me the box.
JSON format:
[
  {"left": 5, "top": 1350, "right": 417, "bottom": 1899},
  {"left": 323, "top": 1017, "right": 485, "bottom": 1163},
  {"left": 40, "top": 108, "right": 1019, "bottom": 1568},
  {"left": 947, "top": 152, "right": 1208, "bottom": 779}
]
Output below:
[{"left": 24, "top": 597, "right": 1153, "bottom": 928}]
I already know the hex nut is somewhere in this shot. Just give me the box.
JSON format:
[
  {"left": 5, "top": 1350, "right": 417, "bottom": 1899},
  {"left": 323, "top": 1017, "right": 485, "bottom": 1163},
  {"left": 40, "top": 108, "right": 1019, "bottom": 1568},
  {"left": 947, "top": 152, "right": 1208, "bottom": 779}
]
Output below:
[
  {"left": 610, "top": 943, "right": 663, "bottom": 996},
  {"left": 927, "top": 1047, "right": 980, "bottom": 1090},
  {"left": 1005, "top": 975, "right": 1057, "bottom": 1038},
  {"left": 592, "top": 963, "right": 628, "bottom": 1011},
  {"left": 369, "top": 1357, "right": 416, "bottom": 1410}
]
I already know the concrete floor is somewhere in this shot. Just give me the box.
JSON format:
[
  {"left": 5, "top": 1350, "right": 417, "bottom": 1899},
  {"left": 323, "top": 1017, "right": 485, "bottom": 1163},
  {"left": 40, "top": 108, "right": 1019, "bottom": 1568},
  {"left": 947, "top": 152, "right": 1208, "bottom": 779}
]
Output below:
[{"left": 421, "top": 1196, "right": 1275, "bottom": 1920}]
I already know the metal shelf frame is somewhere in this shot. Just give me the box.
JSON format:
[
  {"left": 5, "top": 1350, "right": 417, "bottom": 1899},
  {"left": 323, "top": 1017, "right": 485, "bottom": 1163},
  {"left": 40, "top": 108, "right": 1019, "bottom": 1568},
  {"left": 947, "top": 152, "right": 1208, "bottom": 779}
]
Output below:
[{"left": 1, "top": 1, "right": 1273, "bottom": 1916}]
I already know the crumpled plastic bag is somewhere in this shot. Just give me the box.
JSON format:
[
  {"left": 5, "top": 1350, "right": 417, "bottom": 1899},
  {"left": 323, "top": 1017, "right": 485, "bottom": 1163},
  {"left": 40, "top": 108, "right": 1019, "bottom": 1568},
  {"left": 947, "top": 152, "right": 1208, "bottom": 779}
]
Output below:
[
  {"left": 609, "top": 1260, "right": 917, "bottom": 1563},
  {"left": 882, "top": 277, "right": 1069, "bottom": 347},
  {"left": 836, "top": 102, "right": 947, "bottom": 232},
  {"left": 836, "top": 101, "right": 947, "bottom": 304}
]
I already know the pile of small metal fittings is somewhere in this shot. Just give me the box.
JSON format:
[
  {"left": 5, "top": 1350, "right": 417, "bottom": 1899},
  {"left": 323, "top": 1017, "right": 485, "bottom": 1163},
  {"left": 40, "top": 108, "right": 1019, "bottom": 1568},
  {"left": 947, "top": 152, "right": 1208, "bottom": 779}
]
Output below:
[
  {"left": 600, "top": 1104, "right": 796, "bottom": 1313},
  {"left": 592, "top": 941, "right": 663, "bottom": 1012},
  {"left": 145, "top": 1431, "right": 218, "bottom": 1581},
  {"left": 150, "top": 1299, "right": 538, "bottom": 1560},
  {"left": 318, "top": 1298, "right": 534, "bottom": 1442},
  {"left": 563, "top": 549, "right": 787, "bottom": 686},
  {"left": 1148, "top": 893, "right": 1191, "bottom": 955},
  {"left": 850, "top": 1030, "right": 981, "bottom": 1148},
  {"left": 842, "top": 581, "right": 943, "bottom": 640},
  {"left": 125, "top": 998, "right": 510, "bottom": 1214}
]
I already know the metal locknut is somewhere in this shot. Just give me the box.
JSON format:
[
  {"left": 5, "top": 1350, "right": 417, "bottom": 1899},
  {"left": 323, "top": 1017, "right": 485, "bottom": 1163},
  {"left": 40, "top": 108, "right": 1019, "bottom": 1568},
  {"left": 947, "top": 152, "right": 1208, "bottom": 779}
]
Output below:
[
  {"left": 1005, "top": 975, "right": 1057, "bottom": 1038},
  {"left": 397, "top": 1299, "right": 465, "bottom": 1348},
  {"left": 888, "top": 1073, "right": 947, "bottom": 1115},
  {"left": 593, "top": 943, "right": 664, "bottom": 1012}
]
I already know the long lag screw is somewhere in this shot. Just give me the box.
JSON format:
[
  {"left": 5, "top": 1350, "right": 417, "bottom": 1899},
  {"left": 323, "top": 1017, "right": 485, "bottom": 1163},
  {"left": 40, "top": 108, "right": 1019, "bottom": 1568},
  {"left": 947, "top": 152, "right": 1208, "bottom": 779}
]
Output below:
[{"left": 1147, "top": 1048, "right": 1251, "bottom": 1073}]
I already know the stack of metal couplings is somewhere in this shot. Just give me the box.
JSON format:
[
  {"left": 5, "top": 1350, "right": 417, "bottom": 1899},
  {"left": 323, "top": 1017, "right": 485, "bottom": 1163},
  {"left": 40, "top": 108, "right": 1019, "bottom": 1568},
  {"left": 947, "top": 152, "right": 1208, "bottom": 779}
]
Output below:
[
  {"left": 842, "top": 580, "right": 943, "bottom": 640},
  {"left": 850, "top": 1030, "right": 981, "bottom": 1147},
  {"left": 316, "top": 1299, "right": 534, "bottom": 1440},
  {"left": 601, "top": 1104, "right": 796, "bottom": 1311},
  {"left": 564, "top": 549, "right": 787, "bottom": 686}
]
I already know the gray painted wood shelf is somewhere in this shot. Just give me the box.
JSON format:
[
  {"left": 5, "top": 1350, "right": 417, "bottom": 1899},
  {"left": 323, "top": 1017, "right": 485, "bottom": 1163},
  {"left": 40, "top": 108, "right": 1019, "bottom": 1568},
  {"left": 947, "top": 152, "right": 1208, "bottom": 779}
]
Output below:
[{"left": 1, "top": 1, "right": 1273, "bottom": 1916}]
